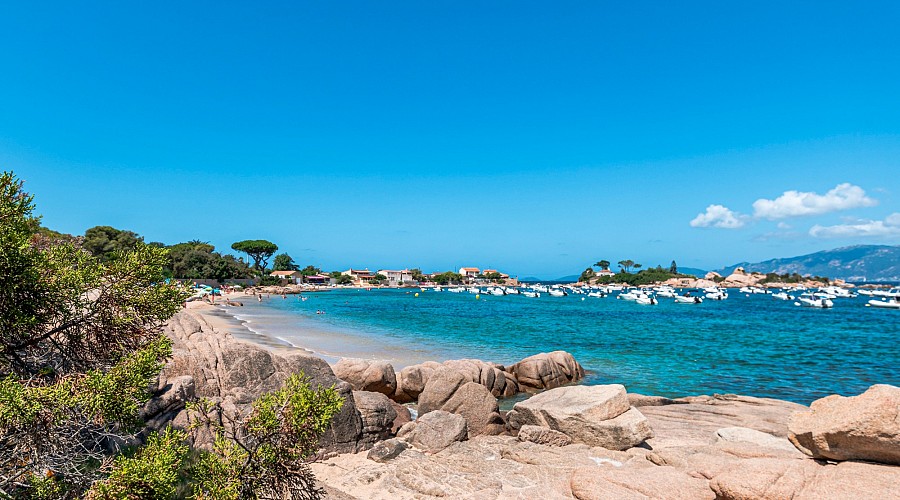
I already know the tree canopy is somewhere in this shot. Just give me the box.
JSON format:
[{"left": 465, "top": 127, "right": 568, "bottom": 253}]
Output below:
[
  {"left": 272, "top": 253, "right": 299, "bottom": 271},
  {"left": 231, "top": 240, "right": 278, "bottom": 272},
  {"left": 82, "top": 225, "right": 144, "bottom": 262},
  {"left": 0, "top": 171, "right": 188, "bottom": 496},
  {"left": 167, "top": 240, "right": 252, "bottom": 280}
]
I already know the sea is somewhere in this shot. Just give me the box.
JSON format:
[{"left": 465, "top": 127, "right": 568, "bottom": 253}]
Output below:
[{"left": 217, "top": 288, "right": 899, "bottom": 405}]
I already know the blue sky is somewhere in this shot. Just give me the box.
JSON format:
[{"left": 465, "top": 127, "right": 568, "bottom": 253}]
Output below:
[{"left": 2, "top": 1, "right": 899, "bottom": 278}]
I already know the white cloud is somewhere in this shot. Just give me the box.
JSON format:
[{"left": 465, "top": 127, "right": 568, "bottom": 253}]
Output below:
[
  {"left": 690, "top": 204, "right": 745, "bottom": 229},
  {"left": 776, "top": 222, "right": 792, "bottom": 229},
  {"left": 809, "top": 212, "right": 900, "bottom": 238},
  {"left": 752, "top": 183, "right": 877, "bottom": 220}
]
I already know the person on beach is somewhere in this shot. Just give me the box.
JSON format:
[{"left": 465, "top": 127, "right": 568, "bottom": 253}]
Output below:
[{"left": 257, "top": 293, "right": 262, "bottom": 302}]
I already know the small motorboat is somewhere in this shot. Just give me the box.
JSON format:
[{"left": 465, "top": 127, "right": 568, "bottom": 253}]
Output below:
[
  {"left": 674, "top": 295, "right": 702, "bottom": 304},
  {"left": 635, "top": 295, "right": 658, "bottom": 305},
  {"left": 548, "top": 289, "right": 567, "bottom": 297},
  {"left": 522, "top": 291, "right": 540, "bottom": 298},
  {"left": 867, "top": 298, "right": 900, "bottom": 309},
  {"left": 772, "top": 292, "right": 794, "bottom": 301},
  {"left": 796, "top": 293, "right": 833, "bottom": 308}
]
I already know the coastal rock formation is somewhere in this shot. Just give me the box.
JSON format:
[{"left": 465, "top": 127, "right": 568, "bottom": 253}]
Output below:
[
  {"left": 709, "top": 458, "right": 900, "bottom": 500},
  {"left": 506, "top": 384, "right": 652, "bottom": 450},
  {"left": 517, "top": 425, "right": 572, "bottom": 447},
  {"left": 146, "top": 310, "right": 372, "bottom": 456},
  {"left": 333, "top": 358, "right": 398, "bottom": 396},
  {"left": 312, "top": 388, "right": 900, "bottom": 499},
  {"left": 393, "top": 358, "right": 519, "bottom": 403},
  {"left": 401, "top": 410, "right": 468, "bottom": 453},
  {"left": 393, "top": 361, "right": 442, "bottom": 403},
  {"left": 569, "top": 465, "right": 715, "bottom": 500},
  {"left": 508, "top": 351, "right": 585, "bottom": 392},
  {"left": 441, "top": 358, "right": 519, "bottom": 398},
  {"left": 353, "top": 391, "right": 398, "bottom": 443},
  {"left": 367, "top": 438, "right": 409, "bottom": 463},
  {"left": 788, "top": 384, "right": 900, "bottom": 465},
  {"left": 418, "top": 368, "right": 506, "bottom": 437}
]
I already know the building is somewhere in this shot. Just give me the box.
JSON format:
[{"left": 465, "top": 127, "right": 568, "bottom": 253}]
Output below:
[
  {"left": 341, "top": 268, "right": 376, "bottom": 285},
  {"left": 377, "top": 269, "right": 414, "bottom": 285},
  {"left": 459, "top": 267, "right": 481, "bottom": 279},
  {"left": 597, "top": 269, "right": 616, "bottom": 277},
  {"left": 270, "top": 270, "right": 302, "bottom": 283},
  {"left": 302, "top": 273, "right": 331, "bottom": 285}
]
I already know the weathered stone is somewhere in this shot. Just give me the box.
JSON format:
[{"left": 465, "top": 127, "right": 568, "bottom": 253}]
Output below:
[
  {"left": 150, "top": 310, "right": 367, "bottom": 456},
  {"left": 419, "top": 372, "right": 505, "bottom": 437},
  {"left": 442, "top": 358, "right": 520, "bottom": 398},
  {"left": 716, "top": 426, "right": 800, "bottom": 453},
  {"left": 508, "top": 351, "right": 585, "bottom": 392},
  {"left": 570, "top": 465, "right": 715, "bottom": 500},
  {"left": 389, "top": 399, "right": 411, "bottom": 434},
  {"left": 405, "top": 410, "right": 467, "bottom": 453},
  {"left": 142, "top": 375, "right": 195, "bottom": 420},
  {"left": 367, "top": 438, "right": 409, "bottom": 463},
  {"left": 333, "top": 358, "right": 397, "bottom": 396},
  {"left": 788, "top": 384, "right": 900, "bottom": 465},
  {"left": 353, "top": 391, "right": 397, "bottom": 443},
  {"left": 517, "top": 425, "right": 572, "bottom": 447},
  {"left": 709, "top": 457, "right": 900, "bottom": 500},
  {"left": 507, "top": 385, "right": 651, "bottom": 450},
  {"left": 641, "top": 394, "right": 806, "bottom": 450},
  {"left": 393, "top": 361, "right": 442, "bottom": 403},
  {"left": 629, "top": 393, "right": 680, "bottom": 407}
]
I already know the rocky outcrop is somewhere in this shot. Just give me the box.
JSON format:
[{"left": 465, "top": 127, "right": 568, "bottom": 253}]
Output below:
[
  {"left": 353, "top": 391, "right": 397, "bottom": 443},
  {"left": 392, "top": 358, "right": 519, "bottom": 403},
  {"left": 508, "top": 351, "right": 585, "bottom": 392},
  {"left": 400, "top": 410, "right": 467, "bottom": 453},
  {"left": 417, "top": 368, "right": 506, "bottom": 437},
  {"left": 506, "top": 384, "right": 652, "bottom": 450},
  {"left": 788, "top": 384, "right": 900, "bottom": 465},
  {"left": 570, "top": 465, "right": 715, "bottom": 500},
  {"left": 333, "top": 358, "right": 397, "bottom": 396},
  {"left": 312, "top": 385, "right": 900, "bottom": 500},
  {"left": 145, "top": 310, "right": 377, "bottom": 456},
  {"left": 517, "top": 425, "right": 572, "bottom": 447},
  {"left": 367, "top": 438, "right": 409, "bottom": 463}
]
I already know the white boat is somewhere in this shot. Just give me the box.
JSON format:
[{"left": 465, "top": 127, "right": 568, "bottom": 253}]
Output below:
[
  {"left": 772, "top": 292, "right": 794, "bottom": 301},
  {"left": 674, "top": 295, "right": 702, "bottom": 304},
  {"left": 587, "top": 291, "right": 607, "bottom": 298},
  {"left": 618, "top": 290, "right": 640, "bottom": 301},
  {"left": 504, "top": 287, "right": 520, "bottom": 295},
  {"left": 447, "top": 287, "right": 465, "bottom": 293},
  {"left": 858, "top": 289, "right": 875, "bottom": 296},
  {"left": 704, "top": 289, "right": 728, "bottom": 300},
  {"left": 548, "top": 289, "right": 567, "bottom": 297},
  {"left": 655, "top": 286, "right": 677, "bottom": 298},
  {"left": 489, "top": 287, "right": 506, "bottom": 296},
  {"left": 872, "top": 287, "right": 900, "bottom": 298},
  {"left": 819, "top": 286, "right": 856, "bottom": 298},
  {"left": 522, "top": 291, "right": 540, "bottom": 298},
  {"left": 635, "top": 295, "right": 658, "bottom": 305},
  {"left": 867, "top": 298, "right": 900, "bottom": 309},
  {"left": 796, "top": 293, "right": 833, "bottom": 308}
]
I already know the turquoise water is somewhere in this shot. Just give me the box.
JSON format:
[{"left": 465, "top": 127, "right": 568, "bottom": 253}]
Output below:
[{"left": 226, "top": 289, "right": 898, "bottom": 404}]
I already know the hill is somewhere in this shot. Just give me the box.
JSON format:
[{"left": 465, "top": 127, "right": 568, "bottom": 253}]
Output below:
[
  {"left": 715, "top": 245, "right": 900, "bottom": 282},
  {"left": 676, "top": 267, "right": 707, "bottom": 278}
]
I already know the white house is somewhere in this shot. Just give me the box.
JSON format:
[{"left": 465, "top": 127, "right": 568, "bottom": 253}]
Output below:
[
  {"left": 459, "top": 267, "right": 480, "bottom": 278},
  {"left": 377, "top": 269, "right": 414, "bottom": 284}
]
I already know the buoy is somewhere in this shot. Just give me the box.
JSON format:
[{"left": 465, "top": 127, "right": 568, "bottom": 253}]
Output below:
[
  {"left": 414, "top": 293, "right": 419, "bottom": 297},
  {"left": 476, "top": 294, "right": 480, "bottom": 300}
]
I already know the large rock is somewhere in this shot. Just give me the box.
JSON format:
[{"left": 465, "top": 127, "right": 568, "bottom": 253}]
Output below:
[
  {"left": 507, "top": 384, "right": 652, "bottom": 450},
  {"left": 333, "top": 358, "right": 397, "bottom": 396},
  {"left": 517, "top": 425, "right": 572, "bottom": 447},
  {"left": 788, "top": 384, "right": 900, "bottom": 465},
  {"left": 570, "top": 465, "right": 715, "bottom": 500},
  {"left": 709, "top": 458, "right": 900, "bottom": 500},
  {"left": 508, "top": 351, "right": 584, "bottom": 392},
  {"left": 393, "top": 361, "right": 443, "bottom": 403},
  {"left": 394, "top": 358, "right": 519, "bottom": 403},
  {"left": 402, "top": 410, "right": 468, "bottom": 453},
  {"left": 418, "top": 369, "right": 505, "bottom": 437},
  {"left": 149, "top": 310, "right": 368, "bottom": 456},
  {"left": 441, "top": 359, "right": 519, "bottom": 398},
  {"left": 353, "top": 391, "right": 397, "bottom": 443}
]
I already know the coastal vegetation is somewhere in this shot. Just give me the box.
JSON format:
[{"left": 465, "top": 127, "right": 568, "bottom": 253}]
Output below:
[
  {"left": 579, "top": 258, "right": 694, "bottom": 286},
  {"left": 0, "top": 171, "right": 341, "bottom": 499},
  {"left": 272, "top": 252, "right": 300, "bottom": 271},
  {"left": 230, "top": 240, "right": 278, "bottom": 272}
]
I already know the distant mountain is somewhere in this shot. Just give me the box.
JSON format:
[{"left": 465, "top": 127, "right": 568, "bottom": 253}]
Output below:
[
  {"left": 715, "top": 245, "right": 900, "bottom": 282},
  {"left": 676, "top": 267, "right": 707, "bottom": 278},
  {"left": 554, "top": 274, "right": 580, "bottom": 283}
]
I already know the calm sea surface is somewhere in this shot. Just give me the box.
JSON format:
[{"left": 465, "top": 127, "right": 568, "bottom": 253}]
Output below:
[{"left": 222, "top": 288, "right": 898, "bottom": 405}]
